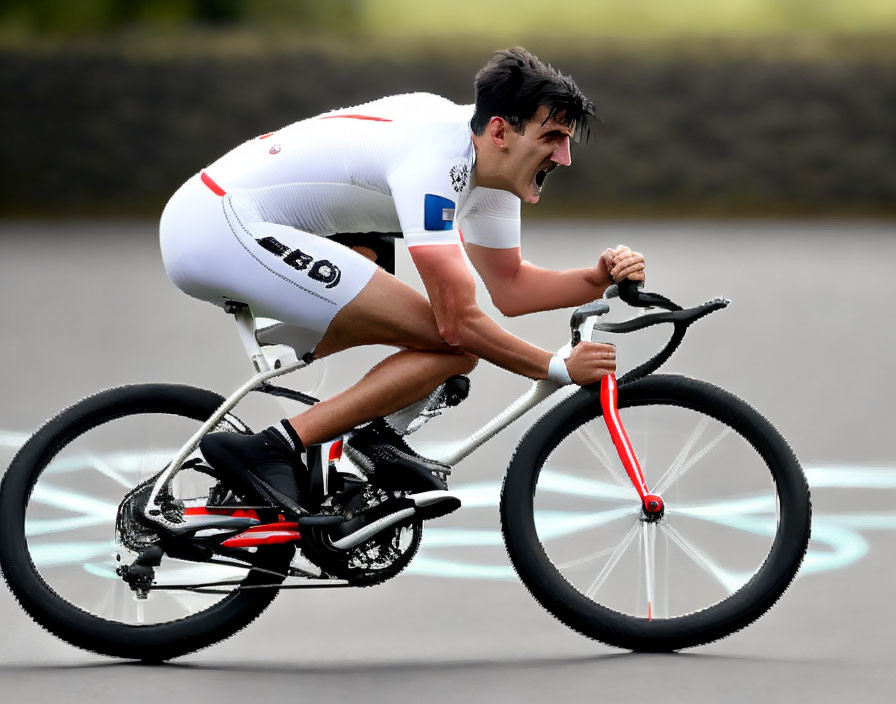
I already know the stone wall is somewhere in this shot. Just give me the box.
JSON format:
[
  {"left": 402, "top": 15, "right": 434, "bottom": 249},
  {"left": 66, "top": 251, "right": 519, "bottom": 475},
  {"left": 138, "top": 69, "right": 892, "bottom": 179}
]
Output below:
[{"left": 2, "top": 47, "right": 893, "bottom": 216}]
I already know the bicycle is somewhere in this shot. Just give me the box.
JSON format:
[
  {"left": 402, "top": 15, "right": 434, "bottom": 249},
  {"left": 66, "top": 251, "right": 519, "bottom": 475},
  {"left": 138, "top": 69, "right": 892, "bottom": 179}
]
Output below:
[{"left": 0, "top": 279, "right": 811, "bottom": 659}]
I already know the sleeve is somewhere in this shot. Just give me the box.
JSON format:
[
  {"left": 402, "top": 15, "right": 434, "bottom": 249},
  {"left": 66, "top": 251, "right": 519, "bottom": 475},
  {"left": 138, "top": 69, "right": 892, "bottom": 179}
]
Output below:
[
  {"left": 458, "top": 187, "right": 521, "bottom": 249},
  {"left": 387, "top": 157, "right": 463, "bottom": 249}
]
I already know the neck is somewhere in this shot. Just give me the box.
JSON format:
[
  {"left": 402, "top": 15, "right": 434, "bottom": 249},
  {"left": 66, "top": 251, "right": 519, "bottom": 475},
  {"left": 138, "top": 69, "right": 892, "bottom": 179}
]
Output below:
[{"left": 471, "top": 134, "right": 510, "bottom": 191}]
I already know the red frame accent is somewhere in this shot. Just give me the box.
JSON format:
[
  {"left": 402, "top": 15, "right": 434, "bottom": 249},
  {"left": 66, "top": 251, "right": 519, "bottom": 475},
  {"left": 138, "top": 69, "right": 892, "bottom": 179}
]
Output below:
[
  {"left": 183, "top": 507, "right": 300, "bottom": 546},
  {"left": 184, "top": 506, "right": 261, "bottom": 520},
  {"left": 258, "top": 132, "right": 275, "bottom": 139},
  {"left": 320, "top": 114, "right": 392, "bottom": 122},
  {"left": 328, "top": 439, "right": 343, "bottom": 461},
  {"left": 600, "top": 374, "right": 663, "bottom": 513},
  {"left": 200, "top": 171, "right": 226, "bottom": 196},
  {"left": 220, "top": 522, "right": 301, "bottom": 548}
]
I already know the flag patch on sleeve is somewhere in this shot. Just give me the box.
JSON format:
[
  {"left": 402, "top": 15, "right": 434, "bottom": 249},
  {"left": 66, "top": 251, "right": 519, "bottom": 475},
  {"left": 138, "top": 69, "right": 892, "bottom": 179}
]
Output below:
[{"left": 424, "top": 194, "right": 456, "bottom": 231}]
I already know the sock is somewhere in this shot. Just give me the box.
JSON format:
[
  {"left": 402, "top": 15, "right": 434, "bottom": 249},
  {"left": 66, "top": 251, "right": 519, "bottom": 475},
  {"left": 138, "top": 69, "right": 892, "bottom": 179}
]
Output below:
[{"left": 274, "top": 419, "right": 306, "bottom": 457}]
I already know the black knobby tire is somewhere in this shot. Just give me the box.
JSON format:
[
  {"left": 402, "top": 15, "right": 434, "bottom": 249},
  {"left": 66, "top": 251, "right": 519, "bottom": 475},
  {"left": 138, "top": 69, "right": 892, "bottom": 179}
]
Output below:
[
  {"left": 0, "top": 384, "right": 292, "bottom": 661},
  {"left": 500, "top": 374, "right": 812, "bottom": 652}
]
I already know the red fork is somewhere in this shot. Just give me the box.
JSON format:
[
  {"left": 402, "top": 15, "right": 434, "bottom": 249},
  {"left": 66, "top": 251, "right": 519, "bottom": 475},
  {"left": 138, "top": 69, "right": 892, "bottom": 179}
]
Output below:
[{"left": 600, "top": 374, "right": 664, "bottom": 517}]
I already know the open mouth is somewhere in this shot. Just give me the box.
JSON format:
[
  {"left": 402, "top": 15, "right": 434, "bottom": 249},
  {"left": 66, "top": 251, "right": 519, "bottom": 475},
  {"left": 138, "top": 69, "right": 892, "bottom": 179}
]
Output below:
[{"left": 534, "top": 164, "right": 557, "bottom": 193}]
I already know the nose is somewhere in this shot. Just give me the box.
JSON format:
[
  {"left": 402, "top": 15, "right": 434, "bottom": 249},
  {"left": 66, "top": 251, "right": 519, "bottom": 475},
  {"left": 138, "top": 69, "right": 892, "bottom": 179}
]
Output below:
[{"left": 552, "top": 135, "right": 572, "bottom": 167}]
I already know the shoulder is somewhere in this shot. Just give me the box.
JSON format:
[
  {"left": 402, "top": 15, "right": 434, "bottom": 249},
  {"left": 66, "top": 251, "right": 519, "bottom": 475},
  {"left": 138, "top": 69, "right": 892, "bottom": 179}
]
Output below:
[{"left": 320, "top": 93, "right": 472, "bottom": 124}]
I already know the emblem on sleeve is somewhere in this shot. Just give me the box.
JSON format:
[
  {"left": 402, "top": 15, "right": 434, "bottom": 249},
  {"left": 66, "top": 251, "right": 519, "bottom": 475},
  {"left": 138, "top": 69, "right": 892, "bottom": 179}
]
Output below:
[
  {"left": 424, "top": 194, "right": 456, "bottom": 231},
  {"left": 449, "top": 161, "right": 469, "bottom": 193}
]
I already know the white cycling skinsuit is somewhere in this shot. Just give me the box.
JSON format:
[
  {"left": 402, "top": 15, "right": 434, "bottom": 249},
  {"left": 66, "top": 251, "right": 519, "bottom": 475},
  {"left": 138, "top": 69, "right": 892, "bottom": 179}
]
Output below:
[{"left": 160, "top": 92, "right": 521, "bottom": 356}]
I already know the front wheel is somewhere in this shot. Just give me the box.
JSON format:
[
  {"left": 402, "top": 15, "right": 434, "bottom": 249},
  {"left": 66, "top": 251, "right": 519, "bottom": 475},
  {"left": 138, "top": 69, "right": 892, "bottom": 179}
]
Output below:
[
  {"left": 500, "top": 374, "right": 811, "bottom": 652},
  {"left": 0, "top": 384, "right": 292, "bottom": 661}
]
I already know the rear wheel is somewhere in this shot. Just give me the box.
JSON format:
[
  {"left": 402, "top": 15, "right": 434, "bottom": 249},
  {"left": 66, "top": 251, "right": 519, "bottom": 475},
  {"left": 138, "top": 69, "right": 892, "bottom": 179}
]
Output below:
[
  {"left": 0, "top": 384, "right": 292, "bottom": 661},
  {"left": 500, "top": 375, "right": 811, "bottom": 651}
]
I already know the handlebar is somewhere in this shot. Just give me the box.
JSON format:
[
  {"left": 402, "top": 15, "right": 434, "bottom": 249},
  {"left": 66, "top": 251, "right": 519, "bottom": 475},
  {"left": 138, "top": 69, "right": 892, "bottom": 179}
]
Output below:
[
  {"left": 616, "top": 278, "right": 682, "bottom": 312},
  {"left": 568, "top": 279, "right": 731, "bottom": 384}
]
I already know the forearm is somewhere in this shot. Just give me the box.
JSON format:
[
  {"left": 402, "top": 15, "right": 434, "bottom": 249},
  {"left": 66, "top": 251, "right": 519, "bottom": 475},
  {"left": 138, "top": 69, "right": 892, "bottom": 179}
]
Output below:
[
  {"left": 453, "top": 307, "right": 554, "bottom": 379},
  {"left": 497, "top": 261, "right": 610, "bottom": 316}
]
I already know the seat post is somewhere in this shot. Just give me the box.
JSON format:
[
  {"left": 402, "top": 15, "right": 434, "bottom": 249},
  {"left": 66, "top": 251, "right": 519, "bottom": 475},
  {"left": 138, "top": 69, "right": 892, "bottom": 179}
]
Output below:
[{"left": 224, "top": 301, "right": 270, "bottom": 373}]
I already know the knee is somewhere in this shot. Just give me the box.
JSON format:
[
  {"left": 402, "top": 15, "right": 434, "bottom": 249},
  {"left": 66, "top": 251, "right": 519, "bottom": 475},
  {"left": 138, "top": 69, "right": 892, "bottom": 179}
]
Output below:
[{"left": 350, "top": 245, "right": 378, "bottom": 262}]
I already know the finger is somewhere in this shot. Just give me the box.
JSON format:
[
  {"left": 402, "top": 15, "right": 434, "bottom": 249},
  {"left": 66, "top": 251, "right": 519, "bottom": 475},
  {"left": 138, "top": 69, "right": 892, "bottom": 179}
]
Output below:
[
  {"left": 580, "top": 341, "right": 616, "bottom": 355},
  {"left": 590, "top": 361, "right": 617, "bottom": 379},
  {"left": 610, "top": 251, "right": 643, "bottom": 276},
  {"left": 613, "top": 261, "right": 646, "bottom": 277},
  {"left": 601, "top": 248, "right": 618, "bottom": 271},
  {"left": 611, "top": 261, "right": 646, "bottom": 281},
  {"left": 611, "top": 251, "right": 643, "bottom": 268}
]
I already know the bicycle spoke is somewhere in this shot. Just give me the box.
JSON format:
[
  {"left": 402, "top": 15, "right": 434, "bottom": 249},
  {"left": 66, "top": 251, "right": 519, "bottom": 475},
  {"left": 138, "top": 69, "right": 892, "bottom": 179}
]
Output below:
[
  {"left": 584, "top": 518, "right": 640, "bottom": 599},
  {"left": 538, "top": 469, "right": 641, "bottom": 502},
  {"left": 536, "top": 505, "right": 639, "bottom": 540},
  {"left": 641, "top": 522, "right": 657, "bottom": 620},
  {"left": 667, "top": 493, "right": 775, "bottom": 519},
  {"left": 29, "top": 540, "right": 115, "bottom": 567},
  {"left": 29, "top": 484, "right": 117, "bottom": 520},
  {"left": 82, "top": 451, "right": 134, "bottom": 489},
  {"left": 653, "top": 416, "right": 708, "bottom": 494},
  {"left": 556, "top": 544, "right": 617, "bottom": 570},
  {"left": 27, "top": 514, "right": 110, "bottom": 536},
  {"left": 577, "top": 424, "right": 630, "bottom": 487},
  {"left": 659, "top": 519, "right": 742, "bottom": 593},
  {"left": 655, "top": 424, "right": 731, "bottom": 495}
]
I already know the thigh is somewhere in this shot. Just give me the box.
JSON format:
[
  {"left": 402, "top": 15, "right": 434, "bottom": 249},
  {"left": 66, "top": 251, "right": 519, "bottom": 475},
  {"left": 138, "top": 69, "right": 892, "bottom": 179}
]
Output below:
[{"left": 312, "top": 267, "right": 453, "bottom": 358}]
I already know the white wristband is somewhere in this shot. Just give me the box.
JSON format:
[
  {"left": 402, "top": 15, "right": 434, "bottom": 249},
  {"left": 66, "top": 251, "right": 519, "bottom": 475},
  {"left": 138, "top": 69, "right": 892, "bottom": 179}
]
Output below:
[{"left": 547, "top": 355, "right": 572, "bottom": 385}]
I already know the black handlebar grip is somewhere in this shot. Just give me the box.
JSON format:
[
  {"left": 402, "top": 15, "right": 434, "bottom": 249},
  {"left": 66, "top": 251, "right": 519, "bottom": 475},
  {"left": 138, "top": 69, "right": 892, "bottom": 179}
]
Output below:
[
  {"left": 616, "top": 278, "right": 681, "bottom": 311},
  {"left": 617, "top": 278, "right": 643, "bottom": 304}
]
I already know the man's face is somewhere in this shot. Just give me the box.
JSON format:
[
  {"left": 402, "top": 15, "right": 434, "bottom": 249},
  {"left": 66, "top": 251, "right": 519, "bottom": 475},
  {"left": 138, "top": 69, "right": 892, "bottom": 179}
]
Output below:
[{"left": 502, "top": 105, "right": 574, "bottom": 204}]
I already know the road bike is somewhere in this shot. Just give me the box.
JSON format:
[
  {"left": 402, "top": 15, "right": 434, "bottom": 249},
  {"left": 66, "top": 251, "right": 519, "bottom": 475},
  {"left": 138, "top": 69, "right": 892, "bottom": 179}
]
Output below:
[{"left": 0, "top": 280, "right": 811, "bottom": 659}]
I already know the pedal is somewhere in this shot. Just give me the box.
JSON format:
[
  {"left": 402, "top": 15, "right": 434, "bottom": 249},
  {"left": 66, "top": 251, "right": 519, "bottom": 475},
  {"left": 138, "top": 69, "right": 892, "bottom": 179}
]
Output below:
[
  {"left": 408, "top": 490, "right": 462, "bottom": 520},
  {"left": 329, "top": 490, "right": 461, "bottom": 550}
]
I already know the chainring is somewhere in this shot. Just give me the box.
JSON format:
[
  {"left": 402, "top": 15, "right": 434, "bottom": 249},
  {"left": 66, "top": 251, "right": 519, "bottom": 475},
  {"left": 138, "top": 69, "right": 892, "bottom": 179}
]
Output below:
[{"left": 299, "top": 485, "right": 423, "bottom": 586}]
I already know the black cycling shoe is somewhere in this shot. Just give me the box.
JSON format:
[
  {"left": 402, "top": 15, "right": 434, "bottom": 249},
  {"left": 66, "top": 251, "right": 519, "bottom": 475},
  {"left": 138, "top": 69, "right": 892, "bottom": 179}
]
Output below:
[
  {"left": 344, "top": 418, "right": 451, "bottom": 493},
  {"left": 199, "top": 428, "right": 305, "bottom": 515}
]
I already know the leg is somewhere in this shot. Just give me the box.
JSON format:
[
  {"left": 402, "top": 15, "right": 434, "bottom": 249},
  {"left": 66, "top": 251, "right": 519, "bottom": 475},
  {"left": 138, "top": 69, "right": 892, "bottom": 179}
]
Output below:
[
  {"left": 290, "top": 268, "right": 477, "bottom": 445},
  {"left": 292, "top": 348, "right": 476, "bottom": 445}
]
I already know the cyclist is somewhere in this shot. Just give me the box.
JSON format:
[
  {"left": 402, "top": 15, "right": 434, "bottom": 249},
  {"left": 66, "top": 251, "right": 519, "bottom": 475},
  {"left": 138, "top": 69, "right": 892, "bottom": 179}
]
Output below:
[{"left": 159, "top": 47, "right": 646, "bottom": 522}]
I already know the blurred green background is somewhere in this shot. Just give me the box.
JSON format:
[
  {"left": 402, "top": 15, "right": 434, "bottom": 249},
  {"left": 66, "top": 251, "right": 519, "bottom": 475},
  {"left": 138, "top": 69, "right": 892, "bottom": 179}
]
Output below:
[{"left": 2, "top": 0, "right": 894, "bottom": 217}]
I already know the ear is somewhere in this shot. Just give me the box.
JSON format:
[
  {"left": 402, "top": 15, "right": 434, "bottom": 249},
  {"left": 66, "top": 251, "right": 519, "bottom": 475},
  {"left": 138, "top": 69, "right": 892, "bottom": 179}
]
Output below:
[{"left": 486, "top": 117, "right": 510, "bottom": 150}]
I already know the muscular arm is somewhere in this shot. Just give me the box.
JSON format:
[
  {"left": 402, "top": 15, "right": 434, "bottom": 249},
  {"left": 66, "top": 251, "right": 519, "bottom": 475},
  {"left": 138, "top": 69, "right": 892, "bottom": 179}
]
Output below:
[
  {"left": 409, "top": 244, "right": 554, "bottom": 379},
  {"left": 465, "top": 243, "right": 610, "bottom": 317}
]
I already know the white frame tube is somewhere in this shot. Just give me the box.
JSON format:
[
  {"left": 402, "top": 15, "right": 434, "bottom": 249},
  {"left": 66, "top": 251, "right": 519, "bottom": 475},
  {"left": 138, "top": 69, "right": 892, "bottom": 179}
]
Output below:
[
  {"left": 144, "top": 359, "right": 306, "bottom": 528},
  {"left": 145, "top": 306, "right": 597, "bottom": 528}
]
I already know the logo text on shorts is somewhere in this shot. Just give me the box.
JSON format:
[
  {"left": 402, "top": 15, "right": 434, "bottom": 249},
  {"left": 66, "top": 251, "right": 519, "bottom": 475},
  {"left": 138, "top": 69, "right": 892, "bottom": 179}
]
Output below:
[{"left": 257, "top": 236, "right": 342, "bottom": 289}]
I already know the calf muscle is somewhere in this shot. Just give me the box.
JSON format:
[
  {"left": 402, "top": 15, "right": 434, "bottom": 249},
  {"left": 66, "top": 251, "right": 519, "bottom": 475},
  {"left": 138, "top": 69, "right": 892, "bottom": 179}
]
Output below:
[{"left": 289, "top": 268, "right": 474, "bottom": 445}]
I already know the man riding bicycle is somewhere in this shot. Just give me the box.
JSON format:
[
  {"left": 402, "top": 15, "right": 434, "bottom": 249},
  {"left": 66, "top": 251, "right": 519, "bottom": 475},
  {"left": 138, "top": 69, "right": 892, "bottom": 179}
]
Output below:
[{"left": 159, "top": 47, "right": 646, "bottom": 526}]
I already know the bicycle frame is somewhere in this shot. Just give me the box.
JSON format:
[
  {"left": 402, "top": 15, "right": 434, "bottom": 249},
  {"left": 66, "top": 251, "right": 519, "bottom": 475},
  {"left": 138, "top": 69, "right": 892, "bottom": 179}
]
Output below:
[
  {"left": 145, "top": 289, "right": 726, "bottom": 530},
  {"left": 142, "top": 307, "right": 598, "bottom": 529}
]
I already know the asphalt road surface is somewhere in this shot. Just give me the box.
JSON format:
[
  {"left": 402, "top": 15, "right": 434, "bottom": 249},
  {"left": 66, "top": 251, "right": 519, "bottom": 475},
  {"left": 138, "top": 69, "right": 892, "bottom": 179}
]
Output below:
[{"left": 1, "top": 220, "right": 894, "bottom": 702}]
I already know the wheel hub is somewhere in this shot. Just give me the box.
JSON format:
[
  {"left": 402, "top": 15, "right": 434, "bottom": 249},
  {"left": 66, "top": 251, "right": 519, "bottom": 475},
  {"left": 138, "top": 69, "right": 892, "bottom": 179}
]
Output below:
[{"left": 641, "top": 493, "right": 665, "bottom": 522}]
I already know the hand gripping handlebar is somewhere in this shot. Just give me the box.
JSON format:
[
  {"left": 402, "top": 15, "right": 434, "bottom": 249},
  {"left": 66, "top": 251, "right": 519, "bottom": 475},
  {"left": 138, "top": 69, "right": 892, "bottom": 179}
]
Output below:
[{"left": 569, "top": 279, "right": 730, "bottom": 385}]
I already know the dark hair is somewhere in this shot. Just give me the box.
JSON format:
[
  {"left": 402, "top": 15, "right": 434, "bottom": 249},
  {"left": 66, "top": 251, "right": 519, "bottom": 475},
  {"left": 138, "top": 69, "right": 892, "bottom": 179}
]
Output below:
[{"left": 471, "top": 47, "right": 595, "bottom": 142}]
